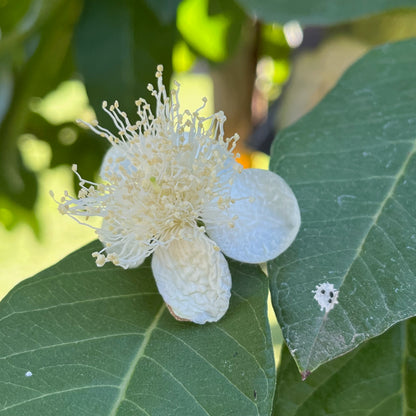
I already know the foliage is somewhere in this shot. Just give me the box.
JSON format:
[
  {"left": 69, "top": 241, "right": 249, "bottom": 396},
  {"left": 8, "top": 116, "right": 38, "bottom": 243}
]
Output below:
[
  {"left": 1, "top": 0, "right": 416, "bottom": 415},
  {"left": 274, "top": 319, "right": 416, "bottom": 415},
  {"left": 0, "top": 0, "right": 176, "bottom": 231},
  {"left": 269, "top": 38, "right": 416, "bottom": 373},
  {"left": 0, "top": 242, "right": 274, "bottom": 415},
  {"left": 236, "top": 0, "right": 416, "bottom": 25}
]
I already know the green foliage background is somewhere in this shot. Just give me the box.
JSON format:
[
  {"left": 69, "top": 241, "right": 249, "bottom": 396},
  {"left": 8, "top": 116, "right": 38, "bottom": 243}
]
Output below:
[{"left": 1, "top": 0, "right": 416, "bottom": 415}]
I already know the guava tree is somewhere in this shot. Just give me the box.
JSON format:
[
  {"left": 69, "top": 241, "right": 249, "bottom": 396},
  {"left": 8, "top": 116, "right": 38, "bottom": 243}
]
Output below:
[{"left": 1, "top": 0, "right": 416, "bottom": 415}]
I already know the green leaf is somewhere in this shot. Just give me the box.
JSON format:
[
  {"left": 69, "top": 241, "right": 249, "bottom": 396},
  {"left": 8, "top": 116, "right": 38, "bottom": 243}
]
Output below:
[
  {"left": 144, "top": 0, "right": 181, "bottom": 24},
  {"left": 177, "top": 0, "right": 246, "bottom": 63},
  {"left": 268, "top": 38, "right": 416, "bottom": 373},
  {"left": 274, "top": 318, "right": 416, "bottom": 416},
  {"left": 235, "top": 0, "right": 416, "bottom": 25},
  {"left": 75, "top": 0, "right": 176, "bottom": 124},
  {"left": 0, "top": 241, "right": 275, "bottom": 415}
]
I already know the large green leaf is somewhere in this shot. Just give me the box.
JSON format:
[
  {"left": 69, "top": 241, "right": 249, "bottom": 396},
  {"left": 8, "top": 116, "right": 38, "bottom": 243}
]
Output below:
[
  {"left": 274, "top": 318, "right": 416, "bottom": 415},
  {"left": 0, "top": 241, "right": 275, "bottom": 415},
  {"left": 75, "top": 0, "right": 176, "bottom": 124},
  {"left": 268, "top": 38, "right": 416, "bottom": 373},
  {"left": 235, "top": 0, "right": 416, "bottom": 25}
]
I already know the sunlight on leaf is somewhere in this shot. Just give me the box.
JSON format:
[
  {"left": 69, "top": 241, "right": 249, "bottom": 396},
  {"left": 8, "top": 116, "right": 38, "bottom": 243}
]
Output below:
[
  {"left": 177, "top": 0, "right": 229, "bottom": 62},
  {"left": 30, "top": 80, "right": 94, "bottom": 125},
  {"left": 172, "top": 40, "right": 197, "bottom": 73}
]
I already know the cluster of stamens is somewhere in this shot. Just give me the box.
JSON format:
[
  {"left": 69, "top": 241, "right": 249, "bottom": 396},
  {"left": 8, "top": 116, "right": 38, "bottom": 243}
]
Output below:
[{"left": 51, "top": 65, "right": 247, "bottom": 268}]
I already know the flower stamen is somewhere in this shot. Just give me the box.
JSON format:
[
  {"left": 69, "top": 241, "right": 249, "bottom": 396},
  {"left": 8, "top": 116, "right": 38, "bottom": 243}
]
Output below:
[{"left": 54, "top": 66, "right": 245, "bottom": 268}]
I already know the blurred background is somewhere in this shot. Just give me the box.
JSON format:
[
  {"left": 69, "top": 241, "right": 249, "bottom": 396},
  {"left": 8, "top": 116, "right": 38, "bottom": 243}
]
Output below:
[{"left": 1, "top": 0, "right": 416, "bottom": 312}]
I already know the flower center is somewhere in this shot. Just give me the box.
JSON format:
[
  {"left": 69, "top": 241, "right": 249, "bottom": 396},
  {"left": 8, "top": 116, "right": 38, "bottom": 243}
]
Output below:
[{"left": 51, "top": 65, "right": 243, "bottom": 267}]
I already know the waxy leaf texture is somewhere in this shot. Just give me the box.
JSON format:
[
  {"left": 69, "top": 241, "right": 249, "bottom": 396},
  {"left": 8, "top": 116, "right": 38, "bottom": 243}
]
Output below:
[
  {"left": 269, "top": 39, "right": 416, "bottom": 372},
  {"left": 274, "top": 319, "right": 416, "bottom": 415},
  {"left": 236, "top": 0, "right": 416, "bottom": 25},
  {"left": 0, "top": 242, "right": 275, "bottom": 415}
]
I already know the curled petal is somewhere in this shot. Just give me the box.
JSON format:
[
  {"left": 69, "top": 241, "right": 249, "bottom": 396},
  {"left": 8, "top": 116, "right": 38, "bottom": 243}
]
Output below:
[
  {"left": 151, "top": 230, "right": 231, "bottom": 324},
  {"left": 205, "top": 168, "right": 300, "bottom": 263}
]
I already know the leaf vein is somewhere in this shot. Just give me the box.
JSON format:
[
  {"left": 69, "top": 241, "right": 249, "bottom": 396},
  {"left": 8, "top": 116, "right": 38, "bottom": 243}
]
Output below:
[
  {"left": 108, "top": 304, "right": 166, "bottom": 416},
  {"left": 0, "top": 292, "right": 158, "bottom": 325},
  {"left": 142, "top": 355, "right": 213, "bottom": 416},
  {"left": 0, "top": 333, "right": 144, "bottom": 361},
  {"left": 304, "top": 142, "right": 416, "bottom": 370},
  {"left": 156, "top": 327, "right": 259, "bottom": 408}
]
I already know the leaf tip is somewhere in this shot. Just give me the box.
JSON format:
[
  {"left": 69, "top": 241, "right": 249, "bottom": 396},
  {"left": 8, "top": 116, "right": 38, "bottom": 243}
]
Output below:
[{"left": 301, "top": 370, "right": 311, "bottom": 381}]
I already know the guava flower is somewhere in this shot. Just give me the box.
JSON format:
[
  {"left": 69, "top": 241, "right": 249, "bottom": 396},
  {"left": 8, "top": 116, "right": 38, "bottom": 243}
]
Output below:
[{"left": 52, "top": 65, "right": 300, "bottom": 324}]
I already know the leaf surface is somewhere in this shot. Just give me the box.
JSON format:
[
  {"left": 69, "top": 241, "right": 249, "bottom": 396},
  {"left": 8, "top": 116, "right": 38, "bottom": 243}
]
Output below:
[
  {"left": 236, "top": 0, "right": 416, "bottom": 25},
  {"left": 274, "top": 318, "right": 416, "bottom": 416},
  {"left": 144, "top": 0, "right": 181, "bottom": 24},
  {"left": 269, "top": 39, "right": 416, "bottom": 372},
  {"left": 75, "top": 0, "right": 176, "bottom": 125},
  {"left": 0, "top": 241, "right": 275, "bottom": 415}
]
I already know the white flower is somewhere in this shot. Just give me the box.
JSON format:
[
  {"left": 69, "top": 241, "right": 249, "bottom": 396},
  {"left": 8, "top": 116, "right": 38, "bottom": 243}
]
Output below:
[{"left": 52, "top": 65, "right": 301, "bottom": 324}]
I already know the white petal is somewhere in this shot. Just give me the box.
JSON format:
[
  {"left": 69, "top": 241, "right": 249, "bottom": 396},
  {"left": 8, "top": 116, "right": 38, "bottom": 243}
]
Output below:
[
  {"left": 206, "top": 168, "right": 300, "bottom": 263},
  {"left": 151, "top": 230, "right": 231, "bottom": 324},
  {"left": 99, "top": 220, "right": 148, "bottom": 269},
  {"left": 99, "top": 144, "right": 136, "bottom": 181}
]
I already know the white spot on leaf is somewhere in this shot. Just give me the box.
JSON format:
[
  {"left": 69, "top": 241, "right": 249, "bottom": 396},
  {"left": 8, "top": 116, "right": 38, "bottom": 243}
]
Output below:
[
  {"left": 313, "top": 282, "right": 339, "bottom": 313},
  {"left": 336, "top": 194, "right": 356, "bottom": 207}
]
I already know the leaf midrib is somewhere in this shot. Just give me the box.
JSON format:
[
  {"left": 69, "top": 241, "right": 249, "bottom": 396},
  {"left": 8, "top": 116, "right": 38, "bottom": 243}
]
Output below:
[
  {"left": 304, "top": 140, "right": 416, "bottom": 371},
  {"left": 108, "top": 303, "right": 166, "bottom": 416}
]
